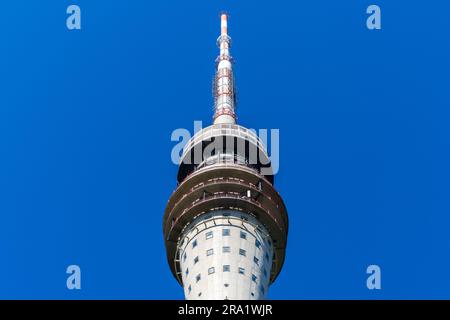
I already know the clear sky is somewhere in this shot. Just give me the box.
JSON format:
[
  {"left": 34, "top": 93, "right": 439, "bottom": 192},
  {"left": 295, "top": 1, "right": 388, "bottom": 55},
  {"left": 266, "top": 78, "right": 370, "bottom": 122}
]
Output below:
[{"left": 1, "top": 1, "right": 449, "bottom": 299}]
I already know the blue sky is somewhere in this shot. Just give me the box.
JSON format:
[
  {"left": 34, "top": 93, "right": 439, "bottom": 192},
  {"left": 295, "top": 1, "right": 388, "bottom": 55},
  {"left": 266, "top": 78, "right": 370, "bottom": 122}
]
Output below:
[{"left": 1, "top": 1, "right": 449, "bottom": 299}]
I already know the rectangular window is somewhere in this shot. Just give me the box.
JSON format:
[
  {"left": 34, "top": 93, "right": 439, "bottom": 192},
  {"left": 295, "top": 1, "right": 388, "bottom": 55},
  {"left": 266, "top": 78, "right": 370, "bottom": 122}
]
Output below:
[
  {"left": 205, "top": 231, "right": 213, "bottom": 240},
  {"left": 188, "top": 285, "right": 191, "bottom": 293},
  {"left": 183, "top": 252, "right": 187, "bottom": 262},
  {"left": 254, "top": 256, "right": 259, "bottom": 265},
  {"left": 192, "top": 240, "right": 198, "bottom": 248},
  {"left": 252, "top": 274, "right": 257, "bottom": 282},
  {"left": 196, "top": 274, "right": 201, "bottom": 282},
  {"left": 206, "top": 248, "right": 214, "bottom": 256},
  {"left": 223, "top": 265, "right": 230, "bottom": 272},
  {"left": 255, "top": 239, "right": 261, "bottom": 249},
  {"left": 240, "top": 231, "right": 247, "bottom": 239},
  {"left": 263, "top": 268, "right": 267, "bottom": 277},
  {"left": 208, "top": 267, "right": 215, "bottom": 275},
  {"left": 265, "top": 252, "right": 269, "bottom": 261},
  {"left": 194, "top": 256, "right": 199, "bottom": 264},
  {"left": 222, "top": 246, "right": 231, "bottom": 253},
  {"left": 239, "top": 249, "right": 246, "bottom": 257},
  {"left": 185, "top": 268, "right": 189, "bottom": 276},
  {"left": 238, "top": 267, "right": 245, "bottom": 275},
  {"left": 222, "top": 229, "right": 230, "bottom": 236}
]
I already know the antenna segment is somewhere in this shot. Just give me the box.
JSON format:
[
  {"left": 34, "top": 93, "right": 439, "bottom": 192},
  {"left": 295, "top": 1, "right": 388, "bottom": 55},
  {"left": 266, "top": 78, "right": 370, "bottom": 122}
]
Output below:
[{"left": 213, "top": 14, "right": 237, "bottom": 124}]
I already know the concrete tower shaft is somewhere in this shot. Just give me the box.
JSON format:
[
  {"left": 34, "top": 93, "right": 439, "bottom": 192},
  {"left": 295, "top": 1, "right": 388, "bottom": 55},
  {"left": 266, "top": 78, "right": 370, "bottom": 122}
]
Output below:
[
  {"left": 163, "top": 14, "right": 288, "bottom": 300},
  {"left": 179, "top": 211, "right": 274, "bottom": 300}
]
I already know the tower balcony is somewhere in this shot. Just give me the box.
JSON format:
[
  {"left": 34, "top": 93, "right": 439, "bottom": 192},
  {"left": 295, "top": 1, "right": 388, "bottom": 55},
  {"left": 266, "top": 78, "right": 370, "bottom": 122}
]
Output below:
[
  {"left": 177, "top": 123, "right": 275, "bottom": 184},
  {"left": 164, "top": 163, "right": 288, "bottom": 287}
]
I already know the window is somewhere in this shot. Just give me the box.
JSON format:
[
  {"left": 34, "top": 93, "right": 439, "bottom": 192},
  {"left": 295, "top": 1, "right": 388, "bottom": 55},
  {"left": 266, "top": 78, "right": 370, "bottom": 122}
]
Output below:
[
  {"left": 260, "top": 285, "right": 265, "bottom": 295},
  {"left": 254, "top": 256, "right": 259, "bottom": 265},
  {"left": 188, "top": 285, "right": 191, "bottom": 293},
  {"left": 240, "top": 231, "right": 247, "bottom": 239},
  {"left": 183, "top": 252, "right": 187, "bottom": 262},
  {"left": 224, "top": 283, "right": 229, "bottom": 287},
  {"left": 252, "top": 274, "right": 257, "bottom": 282},
  {"left": 239, "top": 249, "right": 246, "bottom": 257},
  {"left": 194, "top": 256, "right": 199, "bottom": 264},
  {"left": 205, "top": 231, "right": 213, "bottom": 240},
  {"left": 223, "top": 229, "right": 230, "bottom": 236},
  {"left": 263, "top": 268, "right": 267, "bottom": 277},
  {"left": 198, "top": 292, "right": 202, "bottom": 297},
  {"left": 267, "top": 239, "right": 272, "bottom": 246},
  {"left": 185, "top": 268, "right": 189, "bottom": 276},
  {"left": 192, "top": 240, "right": 198, "bottom": 248},
  {"left": 255, "top": 239, "right": 261, "bottom": 248},
  {"left": 196, "top": 274, "right": 201, "bottom": 283},
  {"left": 206, "top": 248, "right": 214, "bottom": 256},
  {"left": 238, "top": 267, "right": 245, "bottom": 275},
  {"left": 208, "top": 267, "right": 215, "bottom": 275},
  {"left": 265, "top": 252, "right": 269, "bottom": 261},
  {"left": 222, "top": 246, "right": 231, "bottom": 253},
  {"left": 251, "top": 292, "right": 255, "bottom": 297},
  {"left": 223, "top": 265, "right": 230, "bottom": 272}
]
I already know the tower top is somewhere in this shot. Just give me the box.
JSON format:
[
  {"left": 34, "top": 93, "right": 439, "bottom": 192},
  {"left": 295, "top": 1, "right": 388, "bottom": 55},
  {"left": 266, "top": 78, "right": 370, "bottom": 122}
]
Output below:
[
  {"left": 213, "top": 14, "right": 236, "bottom": 125},
  {"left": 221, "top": 14, "right": 228, "bottom": 36}
]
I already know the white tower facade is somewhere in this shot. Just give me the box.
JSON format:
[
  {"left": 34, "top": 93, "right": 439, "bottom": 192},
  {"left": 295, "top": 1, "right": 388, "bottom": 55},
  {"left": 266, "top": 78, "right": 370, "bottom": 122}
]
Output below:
[
  {"left": 163, "top": 14, "right": 288, "bottom": 300},
  {"left": 179, "top": 211, "right": 273, "bottom": 300}
]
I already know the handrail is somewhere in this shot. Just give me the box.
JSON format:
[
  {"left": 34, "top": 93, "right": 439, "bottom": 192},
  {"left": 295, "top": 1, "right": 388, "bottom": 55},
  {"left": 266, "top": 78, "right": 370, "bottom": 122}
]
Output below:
[
  {"left": 172, "top": 193, "right": 281, "bottom": 230},
  {"left": 167, "top": 177, "right": 283, "bottom": 227}
]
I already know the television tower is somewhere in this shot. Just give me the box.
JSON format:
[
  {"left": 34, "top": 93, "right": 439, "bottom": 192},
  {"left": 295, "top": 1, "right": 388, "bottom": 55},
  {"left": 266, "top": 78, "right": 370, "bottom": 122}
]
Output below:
[{"left": 163, "top": 14, "right": 288, "bottom": 300}]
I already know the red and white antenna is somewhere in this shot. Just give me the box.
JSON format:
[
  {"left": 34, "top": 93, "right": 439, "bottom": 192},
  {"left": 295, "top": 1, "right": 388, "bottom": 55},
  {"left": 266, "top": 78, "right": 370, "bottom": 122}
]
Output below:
[{"left": 213, "top": 14, "right": 237, "bottom": 124}]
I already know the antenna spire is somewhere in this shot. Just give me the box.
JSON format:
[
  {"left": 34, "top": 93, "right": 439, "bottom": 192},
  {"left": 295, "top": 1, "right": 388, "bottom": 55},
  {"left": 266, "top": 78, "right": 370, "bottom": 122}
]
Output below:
[
  {"left": 213, "top": 14, "right": 236, "bottom": 124},
  {"left": 221, "top": 13, "right": 228, "bottom": 36}
]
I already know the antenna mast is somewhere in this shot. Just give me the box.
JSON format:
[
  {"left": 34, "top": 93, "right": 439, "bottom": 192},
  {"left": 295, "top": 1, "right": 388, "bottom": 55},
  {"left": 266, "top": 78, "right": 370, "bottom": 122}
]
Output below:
[{"left": 213, "top": 14, "right": 237, "bottom": 124}]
